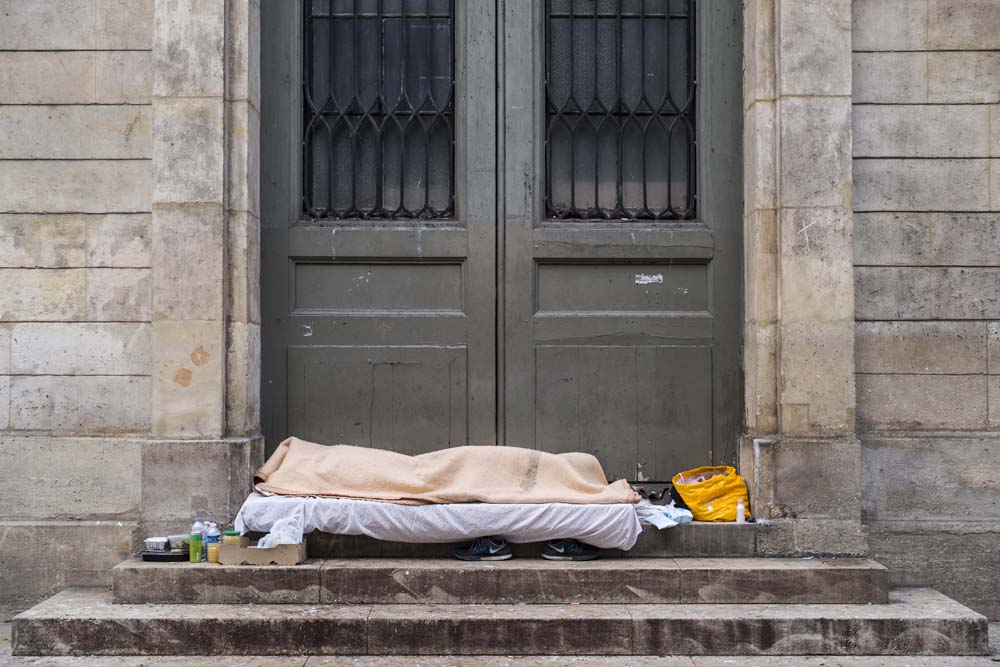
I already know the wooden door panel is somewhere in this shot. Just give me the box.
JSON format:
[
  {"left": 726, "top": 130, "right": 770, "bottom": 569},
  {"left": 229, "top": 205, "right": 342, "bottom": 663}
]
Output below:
[
  {"left": 534, "top": 345, "right": 711, "bottom": 481},
  {"left": 287, "top": 346, "right": 467, "bottom": 452}
]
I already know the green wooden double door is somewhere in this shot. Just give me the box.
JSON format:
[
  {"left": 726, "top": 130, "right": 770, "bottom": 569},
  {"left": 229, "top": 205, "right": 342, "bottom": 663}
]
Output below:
[{"left": 261, "top": 0, "right": 742, "bottom": 481}]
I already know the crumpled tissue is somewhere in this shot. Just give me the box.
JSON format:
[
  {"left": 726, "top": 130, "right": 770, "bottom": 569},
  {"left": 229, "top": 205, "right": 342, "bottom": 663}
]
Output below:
[{"left": 257, "top": 513, "right": 304, "bottom": 548}]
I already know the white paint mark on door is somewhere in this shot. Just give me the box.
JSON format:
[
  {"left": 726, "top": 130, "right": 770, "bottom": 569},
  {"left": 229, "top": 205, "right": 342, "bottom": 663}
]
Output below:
[{"left": 634, "top": 273, "right": 664, "bottom": 285}]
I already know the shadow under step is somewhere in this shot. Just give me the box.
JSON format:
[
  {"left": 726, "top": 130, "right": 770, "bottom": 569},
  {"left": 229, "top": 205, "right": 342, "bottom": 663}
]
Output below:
[
  {"left": 113, "top": 557, "right": 889, "bottom": 605},
  {"left": 305, "top": 522, "right": 757, "bottom": 559},
  {"left": 13, "top": 587, "right": 988, "bottom": 657}
]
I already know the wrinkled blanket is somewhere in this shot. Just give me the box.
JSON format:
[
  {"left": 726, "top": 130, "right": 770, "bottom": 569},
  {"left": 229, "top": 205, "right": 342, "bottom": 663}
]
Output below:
[{"left": 256, "top": 437, "right": 641, "bottom": 505}]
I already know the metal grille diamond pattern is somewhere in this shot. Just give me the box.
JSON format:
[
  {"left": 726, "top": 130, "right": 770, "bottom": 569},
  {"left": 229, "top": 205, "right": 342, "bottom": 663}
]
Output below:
[
  {"left": 545, "top": 0, "right": 696, "bottom": 220},
  {"left": 304, "top": 0, "right": 456, "bottom": 219}
]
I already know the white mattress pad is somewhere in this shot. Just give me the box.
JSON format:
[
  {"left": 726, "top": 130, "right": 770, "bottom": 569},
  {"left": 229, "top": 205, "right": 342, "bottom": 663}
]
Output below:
[{"left": 234, "top": 492, "right": 644, "bottom": 550}]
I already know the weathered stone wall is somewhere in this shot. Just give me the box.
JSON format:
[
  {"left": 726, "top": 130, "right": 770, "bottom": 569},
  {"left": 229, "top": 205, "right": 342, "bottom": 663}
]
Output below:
[
  {"left": 852, "top": 0, "right": 1000, "bottom": 619},
  {"left": 0, "top": 0, "right": 154, "bottom": 432},
  {"left": 0, "top": 0, "right": 262, "bottom": 620},
  {"left": 741, "top": 0, "right": 864, "bottom": 558}
]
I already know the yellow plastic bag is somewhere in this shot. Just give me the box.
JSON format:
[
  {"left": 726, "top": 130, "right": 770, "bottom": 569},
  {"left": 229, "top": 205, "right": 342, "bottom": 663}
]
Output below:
[{"left": 671, "top": 465, "right": 750, "bottom": 522}]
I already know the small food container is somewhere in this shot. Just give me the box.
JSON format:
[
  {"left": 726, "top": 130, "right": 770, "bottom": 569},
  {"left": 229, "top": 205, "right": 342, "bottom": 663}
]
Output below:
[
  {"left": 143, "top": 537, "right": 169, "bottom": 552},
  {"left": 222, "top": 530, "right": 241, "bottom": 545},
  {"left": 167, "top": 534, "right": 189, "bottom": 550}
]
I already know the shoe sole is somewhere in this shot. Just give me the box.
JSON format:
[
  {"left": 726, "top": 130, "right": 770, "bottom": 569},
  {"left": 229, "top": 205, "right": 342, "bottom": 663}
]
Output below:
[
  {"left": 453, "top": 552, "right": 513, "bottom": 561},
  {"left": 541, "top": 553, "right": 599, "bottom": 561}
]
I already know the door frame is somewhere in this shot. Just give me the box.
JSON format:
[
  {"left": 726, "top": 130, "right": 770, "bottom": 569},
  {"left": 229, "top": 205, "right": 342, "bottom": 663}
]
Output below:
[{"left": 260, "top": 0, "right": 743, "bottom": 464}]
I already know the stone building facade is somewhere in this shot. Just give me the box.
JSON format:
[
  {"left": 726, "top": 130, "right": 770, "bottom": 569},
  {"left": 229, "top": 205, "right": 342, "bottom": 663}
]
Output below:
[{"left": 0, "top": 0, "right": 998, "bottom": 622}]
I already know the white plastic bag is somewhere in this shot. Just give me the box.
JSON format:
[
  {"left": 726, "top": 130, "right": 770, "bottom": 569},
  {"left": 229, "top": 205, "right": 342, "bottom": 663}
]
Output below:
[
  {"left": 257, "top": 513, "right": 304, "bottom": 548},
  {"left": 635, "top": 499, "right": 694, "bottom": 530}
]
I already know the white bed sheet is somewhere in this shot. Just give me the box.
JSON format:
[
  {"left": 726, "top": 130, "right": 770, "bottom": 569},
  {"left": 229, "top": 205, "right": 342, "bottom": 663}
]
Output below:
[{"left": 234, "top": 492, "right": 643, "bottom": 550}]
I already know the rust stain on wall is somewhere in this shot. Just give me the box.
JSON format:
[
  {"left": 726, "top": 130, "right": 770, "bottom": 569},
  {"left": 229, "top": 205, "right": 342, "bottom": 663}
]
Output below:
[
  {"left": 190, "top": 346, "right": 210, "bottom": 366},
  {"left": 174, "top": 368, "right": 192, "bottom": 387}
]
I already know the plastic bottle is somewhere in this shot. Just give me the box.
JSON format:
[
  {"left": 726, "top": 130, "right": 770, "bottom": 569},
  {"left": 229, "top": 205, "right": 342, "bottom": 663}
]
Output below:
[
  {"left": 205, "top": 523, "right": 221, "bottom": 563},
  {"left": 189, "top": 518, "right": 205, "bottom": 562},
  {"left": 735, "top": 499, "right": 746, "bottom": 524}
]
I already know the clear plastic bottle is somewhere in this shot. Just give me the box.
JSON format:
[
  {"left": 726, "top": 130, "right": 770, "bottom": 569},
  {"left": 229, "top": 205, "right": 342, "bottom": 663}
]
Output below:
[
  {"left": 205, "top": 522, "right": 221, "bottom": 563},
  {"left": 189, "top": 518, "right": 205, "bottom": 562}
]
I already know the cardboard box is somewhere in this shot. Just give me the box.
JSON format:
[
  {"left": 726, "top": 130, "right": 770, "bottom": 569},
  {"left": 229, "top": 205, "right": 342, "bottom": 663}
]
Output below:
[{"left": 217, "top": 536, "right": 307, "bottom": 565}]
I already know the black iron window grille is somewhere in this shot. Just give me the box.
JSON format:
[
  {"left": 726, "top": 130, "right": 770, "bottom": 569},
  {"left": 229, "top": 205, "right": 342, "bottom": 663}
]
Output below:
[
  {"left": 303, "top": 0, "right": 455, "bottom": 219},
  {"left": 545, "top": 0, "right": 696, "bottom": 220}
]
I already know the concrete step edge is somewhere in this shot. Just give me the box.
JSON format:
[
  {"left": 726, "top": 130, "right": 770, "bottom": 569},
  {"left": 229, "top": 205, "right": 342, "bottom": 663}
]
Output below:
[
  {"left": 14, "top": 587, "right": 988, "bottom": 657},
  {"left": 112, "top": 557, "right": 890, "bottom": 605}
]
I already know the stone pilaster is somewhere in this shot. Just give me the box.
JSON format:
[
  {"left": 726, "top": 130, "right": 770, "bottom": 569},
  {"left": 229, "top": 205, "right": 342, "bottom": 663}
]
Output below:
[
  {"left": 742, "top": 0, "right": 863, "bottom": 555},
  {"left": 226, "top": 0, "right": 262, "bottom": 437},
  {"left": 151, "top": 0, "right": 228, "bottom": 437}
]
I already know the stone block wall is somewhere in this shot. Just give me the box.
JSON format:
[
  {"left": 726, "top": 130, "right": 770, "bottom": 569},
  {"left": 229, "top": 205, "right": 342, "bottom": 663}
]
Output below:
[
  {"left": 852, "top": 0, "right": 1000, "bottom": 619},
  {"left": 0, "top": 0, "right": 262, "bottom": 620},
  {"left": 0, "top": 0, "right": 154, "bottom": 433}
]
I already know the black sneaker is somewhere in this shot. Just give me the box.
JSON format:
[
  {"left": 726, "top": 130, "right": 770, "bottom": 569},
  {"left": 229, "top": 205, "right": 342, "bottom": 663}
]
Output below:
[
  {"left": 542, "top": 539, "right": 600, "bottom": 561},
  {"left": 453, "top": 536, "right": 513, "bottom": 561}
]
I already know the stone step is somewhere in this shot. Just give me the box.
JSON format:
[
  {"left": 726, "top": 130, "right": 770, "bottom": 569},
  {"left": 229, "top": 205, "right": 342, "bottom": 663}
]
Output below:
[
  {"left": 304, "top": 522, "right": 757, "bottom": 558},
  {"left": 113, "top": 557, "right": 889, "bottom": 605},
  {"left": 13, "top": 587, "right": 987, "bottom": 656}
]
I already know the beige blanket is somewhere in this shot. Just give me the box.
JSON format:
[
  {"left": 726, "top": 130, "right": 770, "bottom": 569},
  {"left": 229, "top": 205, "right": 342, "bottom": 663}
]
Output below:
[{"left": 256, "top": 437, "right": 640, "bottom": 505}]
